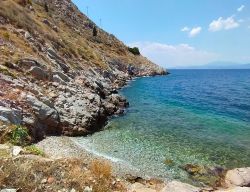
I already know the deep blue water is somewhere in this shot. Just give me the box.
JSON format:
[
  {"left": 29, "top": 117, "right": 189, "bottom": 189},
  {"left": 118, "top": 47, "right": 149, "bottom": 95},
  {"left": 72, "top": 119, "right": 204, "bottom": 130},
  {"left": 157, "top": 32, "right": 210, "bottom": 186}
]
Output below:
[{"left": 74, "top": 69, "right": 250, "bottom": 182}]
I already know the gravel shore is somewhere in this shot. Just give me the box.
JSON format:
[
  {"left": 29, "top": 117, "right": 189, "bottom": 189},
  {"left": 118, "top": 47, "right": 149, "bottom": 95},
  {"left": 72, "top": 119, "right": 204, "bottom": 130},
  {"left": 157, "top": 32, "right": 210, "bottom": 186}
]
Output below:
[{"left": 36, "top": 136, "right": 150, "bottom": 179}]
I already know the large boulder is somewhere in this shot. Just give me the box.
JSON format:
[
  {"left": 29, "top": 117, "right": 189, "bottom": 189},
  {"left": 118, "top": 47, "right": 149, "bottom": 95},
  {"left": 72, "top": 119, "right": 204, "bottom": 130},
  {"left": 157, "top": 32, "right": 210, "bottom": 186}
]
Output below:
[
  {"left": 224, "top": 167, "right": 250, "bottom": 187},
  {"left": 26, "top": 95, "right": 60, "bottom": 137},
  {"left": 0, "top": 106, "right": 21, "bottom": 124},
  {"left": 160, "top": 181, "right": 200, "bottom": 192}
]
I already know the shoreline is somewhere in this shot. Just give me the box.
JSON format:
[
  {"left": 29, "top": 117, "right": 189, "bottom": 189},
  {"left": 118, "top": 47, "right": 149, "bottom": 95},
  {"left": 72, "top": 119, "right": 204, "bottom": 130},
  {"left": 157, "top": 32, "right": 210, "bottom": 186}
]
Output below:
[{"left": 36, "top": 136, "right": 155, "bottom": 180}]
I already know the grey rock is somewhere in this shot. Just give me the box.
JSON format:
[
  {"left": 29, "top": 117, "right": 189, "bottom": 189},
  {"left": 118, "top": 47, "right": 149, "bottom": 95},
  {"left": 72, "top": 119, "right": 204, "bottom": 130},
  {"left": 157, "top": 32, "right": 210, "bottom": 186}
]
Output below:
[
  {"left": 28, "top": 66, "right": 48, "bottom": 80},
  {"left": 18, "top": 59, "right": 42, "bottom": 70},
  {"left": 47, "top": 48, "right": 69, "bottom": 73},
  {"left": 53, "top": 71, "right": 70, "bottom": 82},
  {"left": 0, "top": 106, "right": 21, "bottom": 124},
  {"left": 43, "top": 19, "right": 51, "bottom": 26},
  {"left": 26, "top": 95, "right": 60, "bottom": 134},
  {"left": 53, "top": 74, "right": 66, "bottom": 85}
]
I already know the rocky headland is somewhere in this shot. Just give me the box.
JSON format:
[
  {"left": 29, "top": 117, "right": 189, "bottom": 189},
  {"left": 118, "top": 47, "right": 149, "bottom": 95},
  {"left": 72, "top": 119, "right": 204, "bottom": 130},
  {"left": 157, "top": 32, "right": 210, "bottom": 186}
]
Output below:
[{"left": 0, "top": 0, "right": 249, "bottom": 192}]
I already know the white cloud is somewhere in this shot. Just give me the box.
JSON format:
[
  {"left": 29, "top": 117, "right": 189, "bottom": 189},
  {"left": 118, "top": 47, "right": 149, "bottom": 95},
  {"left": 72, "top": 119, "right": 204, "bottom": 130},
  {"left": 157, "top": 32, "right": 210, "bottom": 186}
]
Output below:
[
  {"left": 209, "top": 16, "right": 239, "bottom": 32},
  {"left": 128, "top": 42, "right": 219, "bottom": 68},
  {"left": 237, "top": 5, "right": 245, "bottom": 12},
  {"left": 181, "top": 26, "right": 190, "bottom": 32},
  {"left": 189, "top": 27, "right": 202, "bottom": 37}
]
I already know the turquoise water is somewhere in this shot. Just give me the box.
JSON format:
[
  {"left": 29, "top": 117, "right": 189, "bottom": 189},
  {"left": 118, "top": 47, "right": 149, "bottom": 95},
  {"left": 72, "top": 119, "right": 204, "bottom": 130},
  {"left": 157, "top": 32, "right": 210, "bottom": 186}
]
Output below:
[{"left": 74, "top": 70, "right": 250, "bottom": 183}]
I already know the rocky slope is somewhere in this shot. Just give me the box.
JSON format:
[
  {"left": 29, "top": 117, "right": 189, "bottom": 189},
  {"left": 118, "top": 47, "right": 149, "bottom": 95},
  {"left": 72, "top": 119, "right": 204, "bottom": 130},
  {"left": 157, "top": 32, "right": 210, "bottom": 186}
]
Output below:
[{"left": 0, "top": 0, "right": 166, "bottom": 141}]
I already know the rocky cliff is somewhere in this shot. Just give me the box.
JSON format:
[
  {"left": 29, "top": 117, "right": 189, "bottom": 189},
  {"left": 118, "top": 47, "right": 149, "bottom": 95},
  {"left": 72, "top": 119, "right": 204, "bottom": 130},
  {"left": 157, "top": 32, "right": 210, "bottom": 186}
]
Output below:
[{"left": 0, "top": 0, "right": 166, "bottom": 141}]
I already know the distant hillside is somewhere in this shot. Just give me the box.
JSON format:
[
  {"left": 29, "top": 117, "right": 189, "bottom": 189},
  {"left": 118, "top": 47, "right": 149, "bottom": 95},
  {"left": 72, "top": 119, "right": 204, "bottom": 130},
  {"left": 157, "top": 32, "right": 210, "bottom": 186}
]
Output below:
[{"left": 177, "top": 62, "right": 250, "bottom": 69}]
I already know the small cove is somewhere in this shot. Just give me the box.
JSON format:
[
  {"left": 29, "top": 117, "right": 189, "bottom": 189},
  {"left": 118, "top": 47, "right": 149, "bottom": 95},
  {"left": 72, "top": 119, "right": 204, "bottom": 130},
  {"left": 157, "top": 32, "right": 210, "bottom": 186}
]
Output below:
[{"left": 73, "top": 69, "right": 250, "bottom": 184}]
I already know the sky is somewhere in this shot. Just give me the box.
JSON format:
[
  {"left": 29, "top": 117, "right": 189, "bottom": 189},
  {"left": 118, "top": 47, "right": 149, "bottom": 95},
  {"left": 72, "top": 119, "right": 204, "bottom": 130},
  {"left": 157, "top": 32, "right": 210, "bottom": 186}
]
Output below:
[{"left": 72, "top": 0, "right": 250, "bottom": 68}]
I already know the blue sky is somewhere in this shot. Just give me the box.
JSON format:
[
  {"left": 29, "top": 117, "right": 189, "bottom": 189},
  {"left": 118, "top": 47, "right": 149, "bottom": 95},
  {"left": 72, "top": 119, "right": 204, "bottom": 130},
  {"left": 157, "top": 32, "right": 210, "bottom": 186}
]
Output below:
[{"left": 72, "top": 0, "right": 250, "bottom": 68}]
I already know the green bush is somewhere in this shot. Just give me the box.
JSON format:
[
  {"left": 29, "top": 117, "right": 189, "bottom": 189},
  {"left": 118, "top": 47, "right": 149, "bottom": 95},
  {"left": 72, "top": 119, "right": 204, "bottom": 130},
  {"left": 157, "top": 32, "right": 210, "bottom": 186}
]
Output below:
[
  {"left": 11, "top": 125, "right": 31, "bottom": 146},
  {"left": 128, "top": 47, "right": 140, "bottom": 55},
  {"left": 93, "top": 26, "right": 98, "bottom": 37}
]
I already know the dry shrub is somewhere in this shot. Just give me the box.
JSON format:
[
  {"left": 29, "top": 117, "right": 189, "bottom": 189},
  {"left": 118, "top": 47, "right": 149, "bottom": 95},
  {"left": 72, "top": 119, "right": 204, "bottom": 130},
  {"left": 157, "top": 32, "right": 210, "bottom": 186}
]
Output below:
[
  {"left": 0, "top": 0, "right": 37, "bottom": 34},
  {"left": 90, "top": 159, "right": 112, "bottom": 192},
  {"left": 15, "top": 0, "right": 32, "bottom": 7}
]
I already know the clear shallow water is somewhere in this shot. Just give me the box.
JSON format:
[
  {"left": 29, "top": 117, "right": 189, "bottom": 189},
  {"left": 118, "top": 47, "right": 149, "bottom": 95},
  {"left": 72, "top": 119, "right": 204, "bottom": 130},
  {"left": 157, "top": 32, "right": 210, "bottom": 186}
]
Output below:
[{"left": 74, "top": 69, "right": 250, "bottom": 183}]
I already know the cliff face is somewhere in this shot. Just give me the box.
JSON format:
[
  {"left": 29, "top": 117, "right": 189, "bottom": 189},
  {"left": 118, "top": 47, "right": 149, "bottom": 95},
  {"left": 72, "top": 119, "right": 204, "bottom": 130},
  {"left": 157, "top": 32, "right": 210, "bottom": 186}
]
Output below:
[{"left": 0, "top": 0, "right": 166, "bottom": 140}]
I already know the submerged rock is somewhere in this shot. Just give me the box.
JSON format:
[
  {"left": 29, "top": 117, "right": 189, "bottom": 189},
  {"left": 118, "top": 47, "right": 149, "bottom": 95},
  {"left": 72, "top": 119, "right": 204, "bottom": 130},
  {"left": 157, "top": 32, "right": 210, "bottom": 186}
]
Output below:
[{"left": 182, "top": 164, "right": 225, "bottom": 187}]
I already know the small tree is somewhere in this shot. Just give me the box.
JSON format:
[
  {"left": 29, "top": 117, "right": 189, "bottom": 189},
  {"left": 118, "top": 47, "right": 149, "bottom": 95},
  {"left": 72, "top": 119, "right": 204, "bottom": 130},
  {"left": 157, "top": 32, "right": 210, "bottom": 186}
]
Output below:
[
  {"left": 93, "top": 26, "right": 98, "bottom": 37},
  {"left": 128, "top": 47, "right": 140, "bottom": 55},
  {"left": 44, "top": 2, "right": 49, "bottom": 12}
]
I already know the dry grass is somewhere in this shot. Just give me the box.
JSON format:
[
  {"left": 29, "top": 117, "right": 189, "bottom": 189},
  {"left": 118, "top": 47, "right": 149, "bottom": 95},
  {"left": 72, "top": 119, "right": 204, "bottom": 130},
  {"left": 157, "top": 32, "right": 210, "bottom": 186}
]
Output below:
[
  {"left": 0, "top": 0, "right": 37, "bottom": 34},
  {"left": 0, "top": 157, "right": 125, "bottom": 192},
  {"left": 90, "top": 159, "right": 113, "bottom": 192}
]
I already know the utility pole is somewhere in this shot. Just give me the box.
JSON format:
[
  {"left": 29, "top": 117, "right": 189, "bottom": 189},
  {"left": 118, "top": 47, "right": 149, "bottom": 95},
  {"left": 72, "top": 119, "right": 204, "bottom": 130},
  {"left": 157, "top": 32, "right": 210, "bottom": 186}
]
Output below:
[
  {"left": 99, "top": 18, "right": 102, "bottom": 28},
  {"left": 86, "top": 6, "right": 89, "bottom": 17}
]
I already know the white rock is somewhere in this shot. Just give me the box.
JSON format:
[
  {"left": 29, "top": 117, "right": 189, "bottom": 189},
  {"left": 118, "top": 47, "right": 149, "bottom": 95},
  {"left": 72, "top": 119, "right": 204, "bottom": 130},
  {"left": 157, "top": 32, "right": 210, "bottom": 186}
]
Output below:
[
  {"left": 160, "top": 181, "right": 200, "bottom": 192},
  {"left": 215, "top": 187, "right": 250, "bottom": 192},
  {"left": 225, "top": 167, "right": 250, "bottom": 187},
  {"left": 83, "top": 186, "right": 92, "bottom": 192},
  {"left": 129, "top": 182, "right": 156, "bottom": 192},
  {"left": 12, "top": 146, "right": 22, "bottom": 156},
  {"left": 0, "top": 189, "right": 17, "bottom": 192}
]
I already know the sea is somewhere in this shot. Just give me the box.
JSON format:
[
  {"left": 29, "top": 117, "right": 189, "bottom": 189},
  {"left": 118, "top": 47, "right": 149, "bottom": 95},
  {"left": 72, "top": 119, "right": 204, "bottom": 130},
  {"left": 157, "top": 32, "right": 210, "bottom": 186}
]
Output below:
[{"left": 73, "top": 69, "right": 250, "bottom": 183}]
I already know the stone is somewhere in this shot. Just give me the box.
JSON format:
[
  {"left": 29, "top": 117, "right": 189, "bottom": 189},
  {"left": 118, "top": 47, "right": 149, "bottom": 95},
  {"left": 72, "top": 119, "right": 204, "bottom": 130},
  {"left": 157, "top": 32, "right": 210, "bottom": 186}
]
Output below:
[
  {"left": 0, "top": 189, "right": 17, "bottom": 192},
  {"left": 215, "top": 187, "right": 250, "bottom": 192},
  {"left": 41, "top": 178, "right": 47, "bottom": 184},
  {"left": 47, "top": 176, "right": 55, "bottom": 184},
  {"left": 28, "top": 66, "right": 48, "bottom": 80},
  {"left": 43, "top": 19, "right": 51, "bottom": 26},
  {"left": 47, "top": 48, "right": 69, "bottom": 73},
  {"left": 83, "top": 186, "right": 92, "bottom": 192},
  {"left": 26, "top": 95, "right": 60, "bottom": 134},
  {"left": 0, "top": 106, "right": 21, "bottom": 124},
  {"left": 225, "top": 167, "right": 250, "bottom": 187},
  {"left": 53, "top": 71, "right": 70, "bottom": 82},
  {"left": 129, "top": 182, "right": 156, "bottom": 192},
  {"left": 24, "top": 31, "right": 31, "bottom": 39},
  {"left": 18, "top": 59, "right": 42, "bottom": 70},
  {"left": 160, "top": 181, "right": 200, "bottom": 192},
  {"left": 53, "top": 74, "right": 67, "bottom": 85},
  {"left": 12, "top": 146, "right": 22, "bottom": 156}
]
